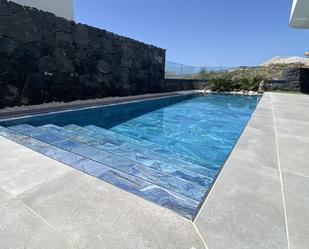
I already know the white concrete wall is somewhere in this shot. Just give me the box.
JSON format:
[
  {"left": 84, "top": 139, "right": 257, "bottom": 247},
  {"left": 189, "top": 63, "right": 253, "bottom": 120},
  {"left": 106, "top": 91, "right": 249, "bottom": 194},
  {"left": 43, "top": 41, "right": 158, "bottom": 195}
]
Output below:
[
  {"left": 11, "top": 0, "right": 74, "bottom": 20},
  {"left": 290, "top": 0, "right": 309, "bottom": 28}
]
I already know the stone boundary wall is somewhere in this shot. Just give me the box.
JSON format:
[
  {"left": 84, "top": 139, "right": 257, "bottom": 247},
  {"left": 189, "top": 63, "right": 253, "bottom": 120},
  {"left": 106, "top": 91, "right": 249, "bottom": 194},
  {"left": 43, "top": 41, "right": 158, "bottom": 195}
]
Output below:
[
  {"left": 300, "top": 68, "right": 309, "bottom": 93},
  {"left": 163, "top": 79, "right": 208, "bottom": 92},
  {"left": 163, "top": 67, "right": 309, "bottom": 93},
  {"left": 0, "top": 0, "right": 166, "bottom": 108},
  {"left": 264, "top": 80, "right": 294, "bottom": 91},
  {"left": 265, "top": 67, "right": 309, "bottom": 92}
]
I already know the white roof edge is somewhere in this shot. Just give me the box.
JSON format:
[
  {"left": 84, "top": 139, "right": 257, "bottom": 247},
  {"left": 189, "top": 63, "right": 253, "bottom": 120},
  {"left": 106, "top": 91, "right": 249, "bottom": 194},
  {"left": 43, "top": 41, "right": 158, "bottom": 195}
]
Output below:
[
  {"left": 10, "top": 0, "right": 74, "bottom": 21},
  {"left": 290, "top": 0, "right": 298, "bottom": 20},
  {"left": 290, "top": 18, "right": 309, "bottom": 29},
  {"left": 290, "top": 0, "right": 309, "bottom": 28}
]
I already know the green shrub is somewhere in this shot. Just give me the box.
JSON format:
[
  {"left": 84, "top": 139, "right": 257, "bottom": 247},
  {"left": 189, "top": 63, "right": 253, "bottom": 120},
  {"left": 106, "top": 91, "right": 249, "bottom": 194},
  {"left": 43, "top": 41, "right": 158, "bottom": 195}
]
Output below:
[
  {"left": 238, "top": 76, "right": 264, "bottom": 91},
  {"left": 210, "top": 74, "right": 234, "bottom": 91},
  {"left": 209, "top": 75, "right": 265, "bottom": 92}
]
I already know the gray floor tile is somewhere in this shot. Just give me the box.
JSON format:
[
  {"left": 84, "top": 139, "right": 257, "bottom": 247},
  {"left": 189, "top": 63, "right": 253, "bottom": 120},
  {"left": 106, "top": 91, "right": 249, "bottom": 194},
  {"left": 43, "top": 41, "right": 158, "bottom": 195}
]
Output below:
[
  {"left": 0, "top": 187, "right": 13, "bottom": 203},
  {"left": 247, "top": 112, "right": 274, "bottom": 134},
  {"left": 257, "top": 101, "right": 272, "bottom": 110},
  {"left": 257, "top": 94, "right": 272, "bottom": 109},
  {"left": 195, "top": 157, "right": 288, "bottom": 249},
  {"left": 252, "top": 106, "right": 273, "bottom": 116},
  {"left": 0, "top": 136, "right": 31, "bottom": 161},
  {"left": 282, "top": 172, "right": 309, "bottom": 249},
  {"left": 273, "top": 101, "right": 309, "bottom": 109},
  {"left": 273, "top": 104, "right": 309, "bottom": 122},
  {"left": 0, "top": 158, "right": 72, "bottom": 197},
  {"left": 271, "top": 93, "right": 309, "bottom": 105},
  {"left": 0, "top": 137, "right": 73, "bottom": 196},
  {"left": 0, "top": 198, "right": 75, "bottom": 249},
  {"left": 275, "top": 117, "right": 309, "bottom": 137},
  {"left": 18, "top": 170, "right": 205, "bottom": 249},
  {"left": 232, "top": 127, "right": 278, "bottom": 168},
  {"left": 277, "top": 134, "right": 309, "bottom": 178}
]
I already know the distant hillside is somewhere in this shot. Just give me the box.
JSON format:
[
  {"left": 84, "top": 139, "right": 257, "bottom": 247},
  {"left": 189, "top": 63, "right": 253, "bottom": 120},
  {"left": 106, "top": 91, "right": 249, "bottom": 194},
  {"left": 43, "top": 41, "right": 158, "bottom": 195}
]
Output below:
[
  {"left": 166, "top": 56, "right": 309, "bottom": 80},
  {"left": 205, "top": 66, "right": 287, "bottom": 81},
  {"left": 198, "top": 56, "right": 308, "bottom": 81},
  {"left": 260, "top": 56, "right": 309, "bottom": 67}
]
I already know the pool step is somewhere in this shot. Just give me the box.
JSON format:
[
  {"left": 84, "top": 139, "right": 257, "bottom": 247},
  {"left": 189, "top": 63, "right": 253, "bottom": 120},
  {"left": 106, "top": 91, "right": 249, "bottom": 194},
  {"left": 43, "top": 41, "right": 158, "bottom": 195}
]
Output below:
[
  {"left": 65, "top": 124, "right": 218, "bottom": 178},
  {"left": 40, "top": 124, "right": 213, "bottom": 189},
  {"left": 86, "top": 125, "right": 218, "bottom": 169},
  {"left": 8, "top": 124, "right": 206, "bottom": 202},
  {"left": 0, "top": 126, "right": 199, "bottom": 219}
]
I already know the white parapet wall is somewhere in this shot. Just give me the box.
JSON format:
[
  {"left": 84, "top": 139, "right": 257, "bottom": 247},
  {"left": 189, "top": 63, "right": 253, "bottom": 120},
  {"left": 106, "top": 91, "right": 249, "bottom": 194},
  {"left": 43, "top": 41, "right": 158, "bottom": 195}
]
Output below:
[
  {"left": 290, "top": 0, "right": 309, "bottom": 28},
  {"left": 10, "top": 0, "right": 74, "bottom": 20}
]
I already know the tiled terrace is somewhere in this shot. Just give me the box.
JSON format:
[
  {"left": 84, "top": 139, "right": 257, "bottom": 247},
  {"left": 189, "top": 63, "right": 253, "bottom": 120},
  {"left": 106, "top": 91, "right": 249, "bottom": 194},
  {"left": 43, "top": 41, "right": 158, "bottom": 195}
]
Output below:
[{"left": 0, "top": 92, "right": 308, "bottom": 249}]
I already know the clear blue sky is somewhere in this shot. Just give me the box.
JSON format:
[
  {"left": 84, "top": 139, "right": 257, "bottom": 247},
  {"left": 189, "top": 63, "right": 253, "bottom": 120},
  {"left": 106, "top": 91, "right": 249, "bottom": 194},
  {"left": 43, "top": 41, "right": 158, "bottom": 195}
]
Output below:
[{"left": 74, "top": 0, "right": 308, "bottom": 67}]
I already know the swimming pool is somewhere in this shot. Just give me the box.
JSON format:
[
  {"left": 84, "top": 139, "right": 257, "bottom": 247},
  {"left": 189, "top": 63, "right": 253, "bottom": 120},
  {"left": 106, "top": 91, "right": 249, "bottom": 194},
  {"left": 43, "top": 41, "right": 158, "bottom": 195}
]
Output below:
[{"left": 0, "top": 93, "right": 260, "bottom": 219}]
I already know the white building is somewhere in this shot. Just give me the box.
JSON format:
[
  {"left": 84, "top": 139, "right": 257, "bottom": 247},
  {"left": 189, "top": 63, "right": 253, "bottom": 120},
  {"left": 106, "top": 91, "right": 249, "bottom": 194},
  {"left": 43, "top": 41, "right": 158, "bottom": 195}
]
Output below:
[
  {"left": 290, "top": 0, "right": 309, "bottom": 28},
  {"left": 11, "top": 0, "right": 74, "bottom": 20}
]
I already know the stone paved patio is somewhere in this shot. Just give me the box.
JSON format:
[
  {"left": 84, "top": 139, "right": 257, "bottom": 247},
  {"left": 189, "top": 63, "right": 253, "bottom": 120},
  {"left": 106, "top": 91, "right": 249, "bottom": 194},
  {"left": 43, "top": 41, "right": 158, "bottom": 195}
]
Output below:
[{"left": 0, "top": 92, "right": 308, "bottom": 249}]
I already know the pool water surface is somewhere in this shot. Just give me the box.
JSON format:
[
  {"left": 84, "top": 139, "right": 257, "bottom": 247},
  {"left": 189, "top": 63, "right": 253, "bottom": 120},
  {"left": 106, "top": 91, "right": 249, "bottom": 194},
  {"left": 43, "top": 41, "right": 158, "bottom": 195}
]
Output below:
[{"left": 111, "top": 94, "right": 260, "bottom": 169}]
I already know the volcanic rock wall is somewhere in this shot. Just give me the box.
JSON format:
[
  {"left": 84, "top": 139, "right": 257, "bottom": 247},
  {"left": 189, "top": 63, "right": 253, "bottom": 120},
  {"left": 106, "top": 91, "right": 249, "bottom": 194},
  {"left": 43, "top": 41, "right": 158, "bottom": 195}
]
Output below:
[{"left": 0, "top": 0, "right": 166, "bottom": 108}]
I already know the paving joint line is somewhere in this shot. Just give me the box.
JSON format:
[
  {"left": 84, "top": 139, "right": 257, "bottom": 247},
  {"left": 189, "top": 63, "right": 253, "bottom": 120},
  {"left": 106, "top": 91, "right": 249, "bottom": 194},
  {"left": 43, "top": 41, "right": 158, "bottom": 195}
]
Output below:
[
  {"left": 191, "top": 221, "right": 209, "bottom": 249},
  {"left": 0, "top": 186, "right": 81, "bottom": 249},
  {"left": 270, "top": 93, "right": 291, "bottom": 249},
  {"left": 15, "top": 196, "right": 82, "bottom": 249}
]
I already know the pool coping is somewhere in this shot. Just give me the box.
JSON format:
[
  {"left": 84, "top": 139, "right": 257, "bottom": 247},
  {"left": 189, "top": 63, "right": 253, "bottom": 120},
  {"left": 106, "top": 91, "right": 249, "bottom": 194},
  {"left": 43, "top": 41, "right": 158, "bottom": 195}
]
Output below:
[
  {"left": 0, "top": 92, "right": 308, "bottom": 249},
  {"left": 0, "top": 91, "right": 199, "bottom": 120}
]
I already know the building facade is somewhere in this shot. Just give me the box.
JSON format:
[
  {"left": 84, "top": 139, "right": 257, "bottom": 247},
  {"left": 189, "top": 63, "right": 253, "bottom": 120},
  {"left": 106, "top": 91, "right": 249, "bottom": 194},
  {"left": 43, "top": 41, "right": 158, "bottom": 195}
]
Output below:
[
  {"left": 290, "top": 0, "right": 309, "bottom": 28},
  {"left": 10, "top": 0, "right": 74, "bottom": 20}
]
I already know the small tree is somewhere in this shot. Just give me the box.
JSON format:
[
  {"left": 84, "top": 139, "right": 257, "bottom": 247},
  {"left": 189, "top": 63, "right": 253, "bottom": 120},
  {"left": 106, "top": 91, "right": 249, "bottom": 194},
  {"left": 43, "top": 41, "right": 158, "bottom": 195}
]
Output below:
[{"left": 198, "top": 67, "right": 209, "bottom": 80}]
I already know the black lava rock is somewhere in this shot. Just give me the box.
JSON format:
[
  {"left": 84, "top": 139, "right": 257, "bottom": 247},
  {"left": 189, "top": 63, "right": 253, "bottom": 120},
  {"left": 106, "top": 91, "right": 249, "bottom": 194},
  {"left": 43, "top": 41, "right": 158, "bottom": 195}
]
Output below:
[{"left": 0, "top": 0, "right": 165, "bottom": 108}]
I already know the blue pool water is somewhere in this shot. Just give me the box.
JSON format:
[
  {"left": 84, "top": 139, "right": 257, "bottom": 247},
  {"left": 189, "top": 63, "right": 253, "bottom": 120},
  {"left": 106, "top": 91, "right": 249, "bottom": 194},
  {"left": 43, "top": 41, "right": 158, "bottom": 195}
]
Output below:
[
  {"left": 0, "top": 93, "right": 260, "bottom": 219},
  {"left": 111, "top": 94, "right": 259, "bottom": 168}
]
